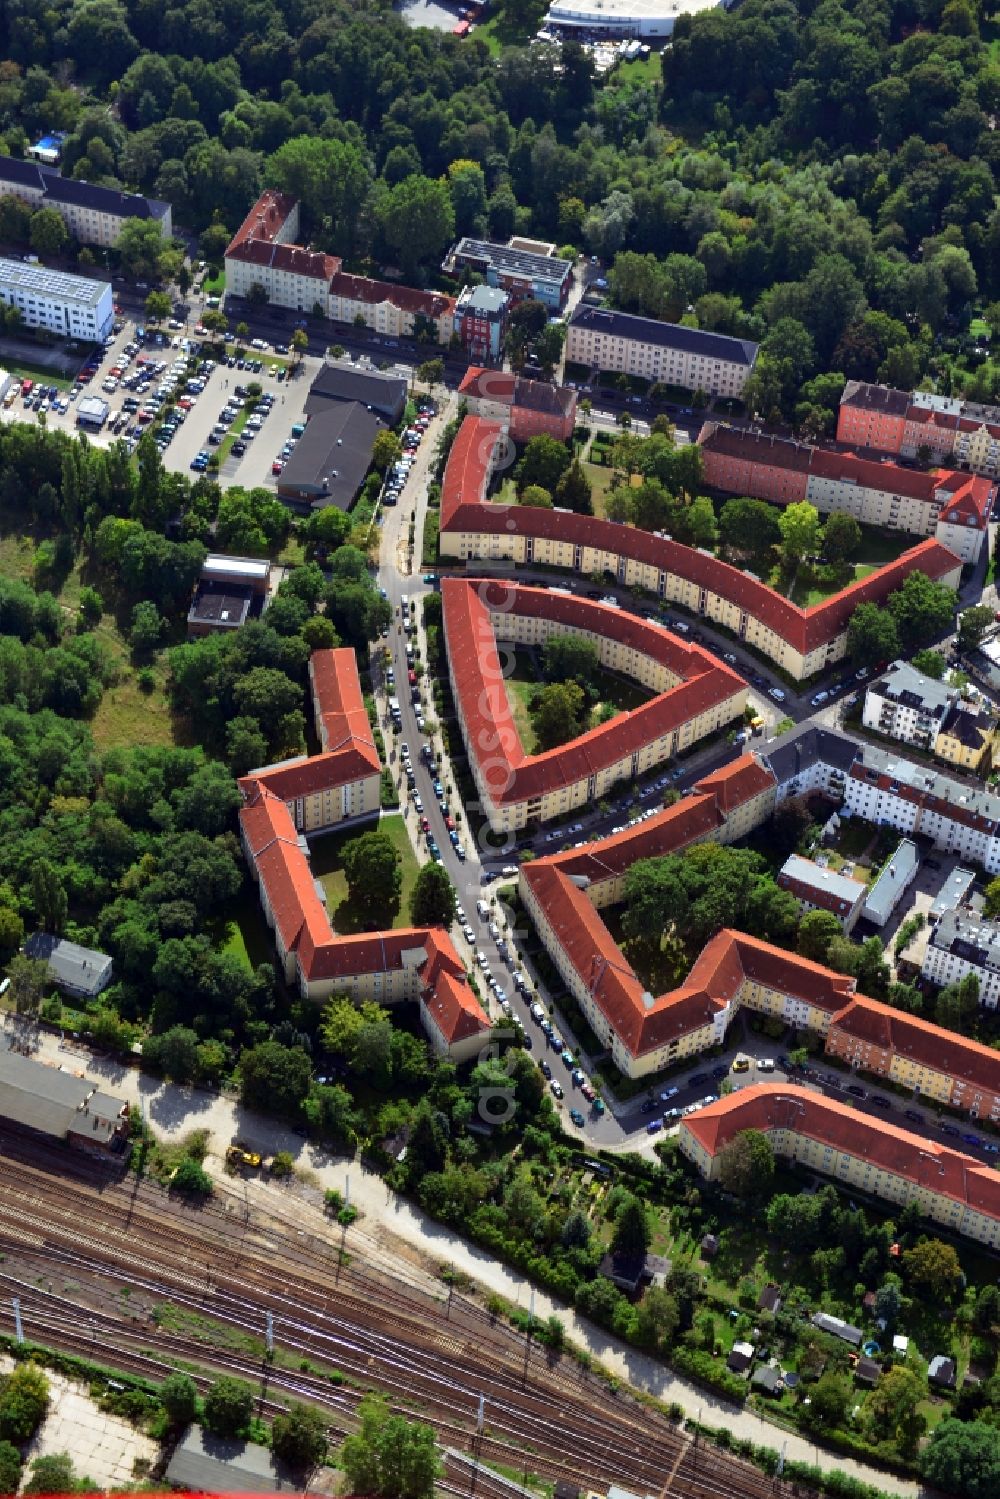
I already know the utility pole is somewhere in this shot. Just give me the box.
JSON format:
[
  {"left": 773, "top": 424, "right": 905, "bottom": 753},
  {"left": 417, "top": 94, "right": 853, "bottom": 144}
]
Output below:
[
  {"left": 265, "top": 1311, "right": 274, "bottom": 1355},
  {"left": 11, "top": 1299, "right": 22, "bottom": 1345}
]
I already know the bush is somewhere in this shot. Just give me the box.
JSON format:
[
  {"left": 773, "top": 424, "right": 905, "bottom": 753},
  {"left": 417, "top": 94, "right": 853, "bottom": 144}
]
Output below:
[
  {"left": 0, "top": 1441, "right": 21, "bottom": 1494},
  {"left": 159, "top": 1371, "right": 197, "bottom": 1426},
  {"left": 23, "top": 1453, "right": 75, "bottom": 1495},
  {"left": 271, "top": 1402, "right": 328, "bottom": 1469},
  {"left": 0, "top": 1363, "right": 49, "bottom": 1442},
  {"left": 203, "top": 1376, "right": 253, "bottom": 1438},
  {"left": 169, "top": 1156, "right": 213, "bottom": 1196}
]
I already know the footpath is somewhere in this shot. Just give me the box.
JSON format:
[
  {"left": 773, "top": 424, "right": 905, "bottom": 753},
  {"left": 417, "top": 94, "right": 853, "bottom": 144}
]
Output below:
[{"left": 6, "top": 1025, "right": 920, "bottom": 1497}]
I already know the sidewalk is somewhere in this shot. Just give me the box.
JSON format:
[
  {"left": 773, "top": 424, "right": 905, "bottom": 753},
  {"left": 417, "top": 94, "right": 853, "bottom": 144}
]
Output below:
[{"left": 9, "top": 1026, "right": 916, "bottom": 1495}]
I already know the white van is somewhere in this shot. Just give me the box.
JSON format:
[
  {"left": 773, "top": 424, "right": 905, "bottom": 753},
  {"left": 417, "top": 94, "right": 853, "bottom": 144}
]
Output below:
[{"left": 476, "top": 899, "right": 490, "bottom": 920}]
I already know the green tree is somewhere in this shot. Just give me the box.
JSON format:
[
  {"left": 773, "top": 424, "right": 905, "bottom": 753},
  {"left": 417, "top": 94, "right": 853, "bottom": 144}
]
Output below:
[
  {"left": 864, "top": 1365, "right": 926, "bottom": 1454},
  {"left": 635, "top": 1286, "right": 679, "bottom": 1352},
  {"left": 380, "top": 176, "right": 455, "bottom": 278},
  {"left": 144, "top": 289, "right": 171, "bottom": 322},
  {"left": 116, "top": 219, "right": 179, "bottom": 282},
  {"left": 170, "top": 1156, "right": 213, "bottom": 1196},
  {"left": 847, "top": 601, "right": 900, "bottom": 665},
  {"left": 29, "top": 209, "right": 68, "bottom": 259},
  {"left": 805, "top": 1372, "right": 851, "bottom": 1429},
  {"left": 718, "top": 497, "right": 782, "bottom": 567},
  {"left": 5, "top": 954, "right": 49, "bottom": 1015},
  {"left": 798, "top": 909, "right": 843, "bottom": 964},
  {"left": 778, "top": 501, "right": 822, "bottom": 567},
  {"left": 984, "top": 877, "right": 1000, "bottom": 920},
  {"left": 888, "top": 571, "right": 956, "bottom": 650},
  {"left": 822, "top": 511, "right": 862, "bottom": 565},
  {"left": 31, "top": 858, "right": 67, "bottom": 934},
  {"left": 912, "top": 648, "right": 946, "bottom": 679},
  {"left": 542, "top": 633, "right": 600, "bottom": 688},
  {"left": 342, "top": 831, "right": 402, "bottom": 916},
  {"left": 610, "top": 1195, "right": 651, "bottom": 1256},
  {"left": 530, "top": 681, "right": 586, "bottom": 751},
  {"left": 902, "top": 1237, "right": 962, "bottom": 1299},
  {"left": 921, "top": 1420, "right": 1000, "bottom": 1499},
  {"left": 416, "top": 359, "right": 444, "bottom": 389},
  {"left": 203, "top": 1377, "right": 254, "bottom": 1438},
  {"left": 0, "top": 1442, "right": 21, "bottom": 1495},
  {"left": 159, "top": 1372, "right": 198, "bottom": 1426},
  {"left": 23, "top": 1454, "right": 75, "bottom": 1495},
  {"left": 143, "top": 1025, "right": 201, "bottom": 1082},
  {"left": 372, "top": 430, "right": 401, "bottom": 473},
  {"left": 717, "top": 1129, "right": 774, "bottom": 1199},
  {"left": 0, "top": 1363, "right": 50, "bottom": 1442},
  {"left": 238, "top": 1041, "right": 313, "bottom": 1116},
  {"left": 339, "top": 1393, "right": 440, "bottom": 1499},
  {"left": 958, "top": 604, "right": 994, "bottom": 651},
  {"left": 553, "top": 458, "right": 593, "bottom": 515},
  {"left": 874, "top": 1278, "right": 902, "bottom": 1328},
  {"left": 130, "top": 600, "right": 164, "bottom": 656},
  {"left": 520, "top": 484, "right": 553, "bottom": 508},
  {"left": 410, "top": 863, "right": 457, "bottom": 928},
  {"left": 272, "top": 1402, "right": 328, "bottom": 1469},
  {"left": 515, "top": 435, "right": 572, "bottom": 495},
  {"left": 304, "top": 1083, "right": 361, "bottom": 1145}
]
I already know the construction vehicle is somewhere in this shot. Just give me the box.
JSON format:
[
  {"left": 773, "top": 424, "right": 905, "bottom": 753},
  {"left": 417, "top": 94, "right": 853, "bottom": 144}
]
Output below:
[{"left": 226, "top": 1144, "right": 262, "bottom": 1169}]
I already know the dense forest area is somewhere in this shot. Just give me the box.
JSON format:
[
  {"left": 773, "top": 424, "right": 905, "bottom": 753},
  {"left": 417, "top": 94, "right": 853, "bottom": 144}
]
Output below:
[{"left": 1, "top": 0, "right": 999, "bottom": 424}]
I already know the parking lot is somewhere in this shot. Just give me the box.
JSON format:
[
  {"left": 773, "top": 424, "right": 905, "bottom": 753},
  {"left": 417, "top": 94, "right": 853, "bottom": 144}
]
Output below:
[{"left": 0, "top": 316, "right": 320, "bottom": 493}]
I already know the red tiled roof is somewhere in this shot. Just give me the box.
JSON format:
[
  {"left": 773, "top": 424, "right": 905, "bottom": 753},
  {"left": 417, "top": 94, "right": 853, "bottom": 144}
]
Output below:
[
  {"left": 441, "top": 420, "right": 960, "bottom": 658},
  {"left": 829, "top": 996, "right": 1000, "bottom": 1098},
  {"left": 458, "top": 368, "right": 516, "bottom": 403},
  {"left": 423, "top": 969, "right": 493, "bottom": 1044},
  {"left": 544, "top": 788, "right": 729, "bottom": 886},
  {"left": 226, "top": 189, "right": 340, "bottom": 281},
  {"left": 310, "top": 648, "right": 381, "bottom": 773},
  {"left": 442, "top": 577, "right": 743, "bottom": 807},
  {"left": 237, "top": 661, "right": 487, "bottom": 1043},
  {"left": 440, "top": 416, "right": 504, "bottom": 528},
  {"left": 329, "top": 270, "right": 455, "bottom": 321},
  {"left": 936, "top": 471, "right": 994, "bottom": 529},
  {"left": 239, "top": 786, "right": 330, "bottom": 956},
  {"left": 682, "top": 1083, "right": 1000, "bottom": 1221}
]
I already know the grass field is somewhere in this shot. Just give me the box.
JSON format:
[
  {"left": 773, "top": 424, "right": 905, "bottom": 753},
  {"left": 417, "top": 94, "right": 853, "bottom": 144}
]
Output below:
[
  {"left": 789, "top": 524, "right": 912, "bottom": 607},
  {"left": 310, "top": 812, "right": 421, "bottom": 932},
  {"left": 502, "top": 648, "right": 653, "bottom": 754},
  {"left": 611, "top": 52, "right": 662, "bottom": 85},
  {"left": 0, "top": 527, "right": 178, "bottom": 748}
]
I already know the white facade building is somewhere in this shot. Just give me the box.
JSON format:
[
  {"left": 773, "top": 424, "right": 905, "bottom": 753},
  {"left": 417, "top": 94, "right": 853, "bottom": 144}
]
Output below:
[
  {"left": 922, "top": 908, "right": 1000, "bottom": 1010},
  {"left": 544, "top": 0, "right": 730, "bottom": 37},
  {"left": 844, "top": 744, "right": 1000, "bottom": 875},
  {"left": 863, "top": 663, "right": 959, "bottom": 751},
  {"left": 566, "top": 305, "right": 758, "bottom": 399},
  {"left": 0, "top": 258, "right": 112, "bottom": 341},
  {"left": 861, "top": 839, "right": 919, "bottom": 925}
]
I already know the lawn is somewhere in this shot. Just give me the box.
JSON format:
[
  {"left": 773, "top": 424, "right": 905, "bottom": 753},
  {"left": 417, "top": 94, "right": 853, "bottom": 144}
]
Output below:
[
  {"left": 202, "top": 268, "right": 225, "bottom": 296},
  {"left": 309, "top": 812, "right": 421, "bottom": 933},
  {"left": 501, "top": 648, "right": 654, "bottom": 754},
  {"left": 0, "top": 528, "right": 179, "bottom": 749},
  {"left": 610, "top": 51, "right": 662, "bottom": 86},
  {"left": 790, "top": 526, "right": 913, "bottom": 607}
]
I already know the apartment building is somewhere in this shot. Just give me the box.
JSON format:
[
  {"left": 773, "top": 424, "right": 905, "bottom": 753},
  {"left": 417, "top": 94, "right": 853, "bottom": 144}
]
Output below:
[
  {"left": 327, "top": 270, "right": 455, "bottom": 345},
  {"left": 443, "top": 576, "right": 746, "bottom": 833},
  {"left": 0, "top": 257, "right": 113, "bottom": 341},
  {"left": 0, "top": 156, "right": 171, "bottom": 248},
  {"left": 777, "top": 854, "right": 867, "bottom": 933},
  {"left": 827, "top": 995, "right": 1000, "bottom": 1121},
  {"left": 863, "top": 663, "right": 960, "bottom": 750},
  {"left": 453, "top": 284, "right": 508, "bottom": 361},
  {"left": 679, "top": 1085, "right": 1000, "bottom": 1249},
  {"left": 445, "top": 237, "right": 573, "bottom": 309},
  {"left": 698, "top": 421, "right": 993, "bottom": 564},
  {"left": 439, "top": 416, "right": 963, "bottom": 681},
  {"left": 923, "top": 908, "right": 1000, "bottom": 1012},
  {"left": 457, "top": 367, "right": 577, "bottom": 441},
  {"left": 238, "top": 648, "right": 381, "bottom": 836},
  {"left": 839, "top": 380, "right": 1000, "bottom": 483},
  {"left": 238, "top": 652, "right": 489, "bottom": 1060},
  {"left": 759, "top": 722, "right": 858, "bottom": 806},
  {"left": 843, "top": 743, "right": 1000, "bottom": 875},
  {"left": 567, "top": 306, "right": 758, "bottom": 399}
]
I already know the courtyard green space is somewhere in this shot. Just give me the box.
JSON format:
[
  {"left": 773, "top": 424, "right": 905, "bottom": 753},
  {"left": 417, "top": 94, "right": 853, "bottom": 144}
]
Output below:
[
  {"left": 501, "top": 647, "right": 653, "bottom": 754},
  {"left": 309, "top": 812, "right": 421, "bottom": 932}
]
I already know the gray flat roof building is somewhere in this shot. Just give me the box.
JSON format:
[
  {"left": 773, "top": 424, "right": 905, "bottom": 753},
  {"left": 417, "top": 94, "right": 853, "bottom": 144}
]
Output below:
[
  {"left": 165, "top": 1428, "right": 300, "bottom": 1493},
  {"left": 277, "top": 401, "right": 380, "bottom": 511},
  {"left": 76, "top": 394, "right": 109, "bottom": 428},
  {"left": 307, "top": 363, "right": 406, "bottom": 425},
  {"left": 24, "top": 932, "right": 112, "bottom": 999},
  {"left": 0, "top": 1049, "right": 126, "bottom": 1148},
  {"left": 862, "top": 839, "right": 920, "bottom": 925},
  {"left": 568, "top": 303, "right": 759, "bottom": 367},
  {"left": 932, "top": 866, "right": 977, "bottom": 918},
  {"left": 448, "top": 237, "right": 573, "bottom": 292},
  {"left": 812, "top": 1312, "right": 862, "bottom": 1346}
]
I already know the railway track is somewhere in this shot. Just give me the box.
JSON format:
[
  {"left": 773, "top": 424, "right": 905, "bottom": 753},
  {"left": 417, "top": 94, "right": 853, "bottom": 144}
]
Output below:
[{"left": 0, "top": 1140, "right": 799, "bottom": 1499}]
